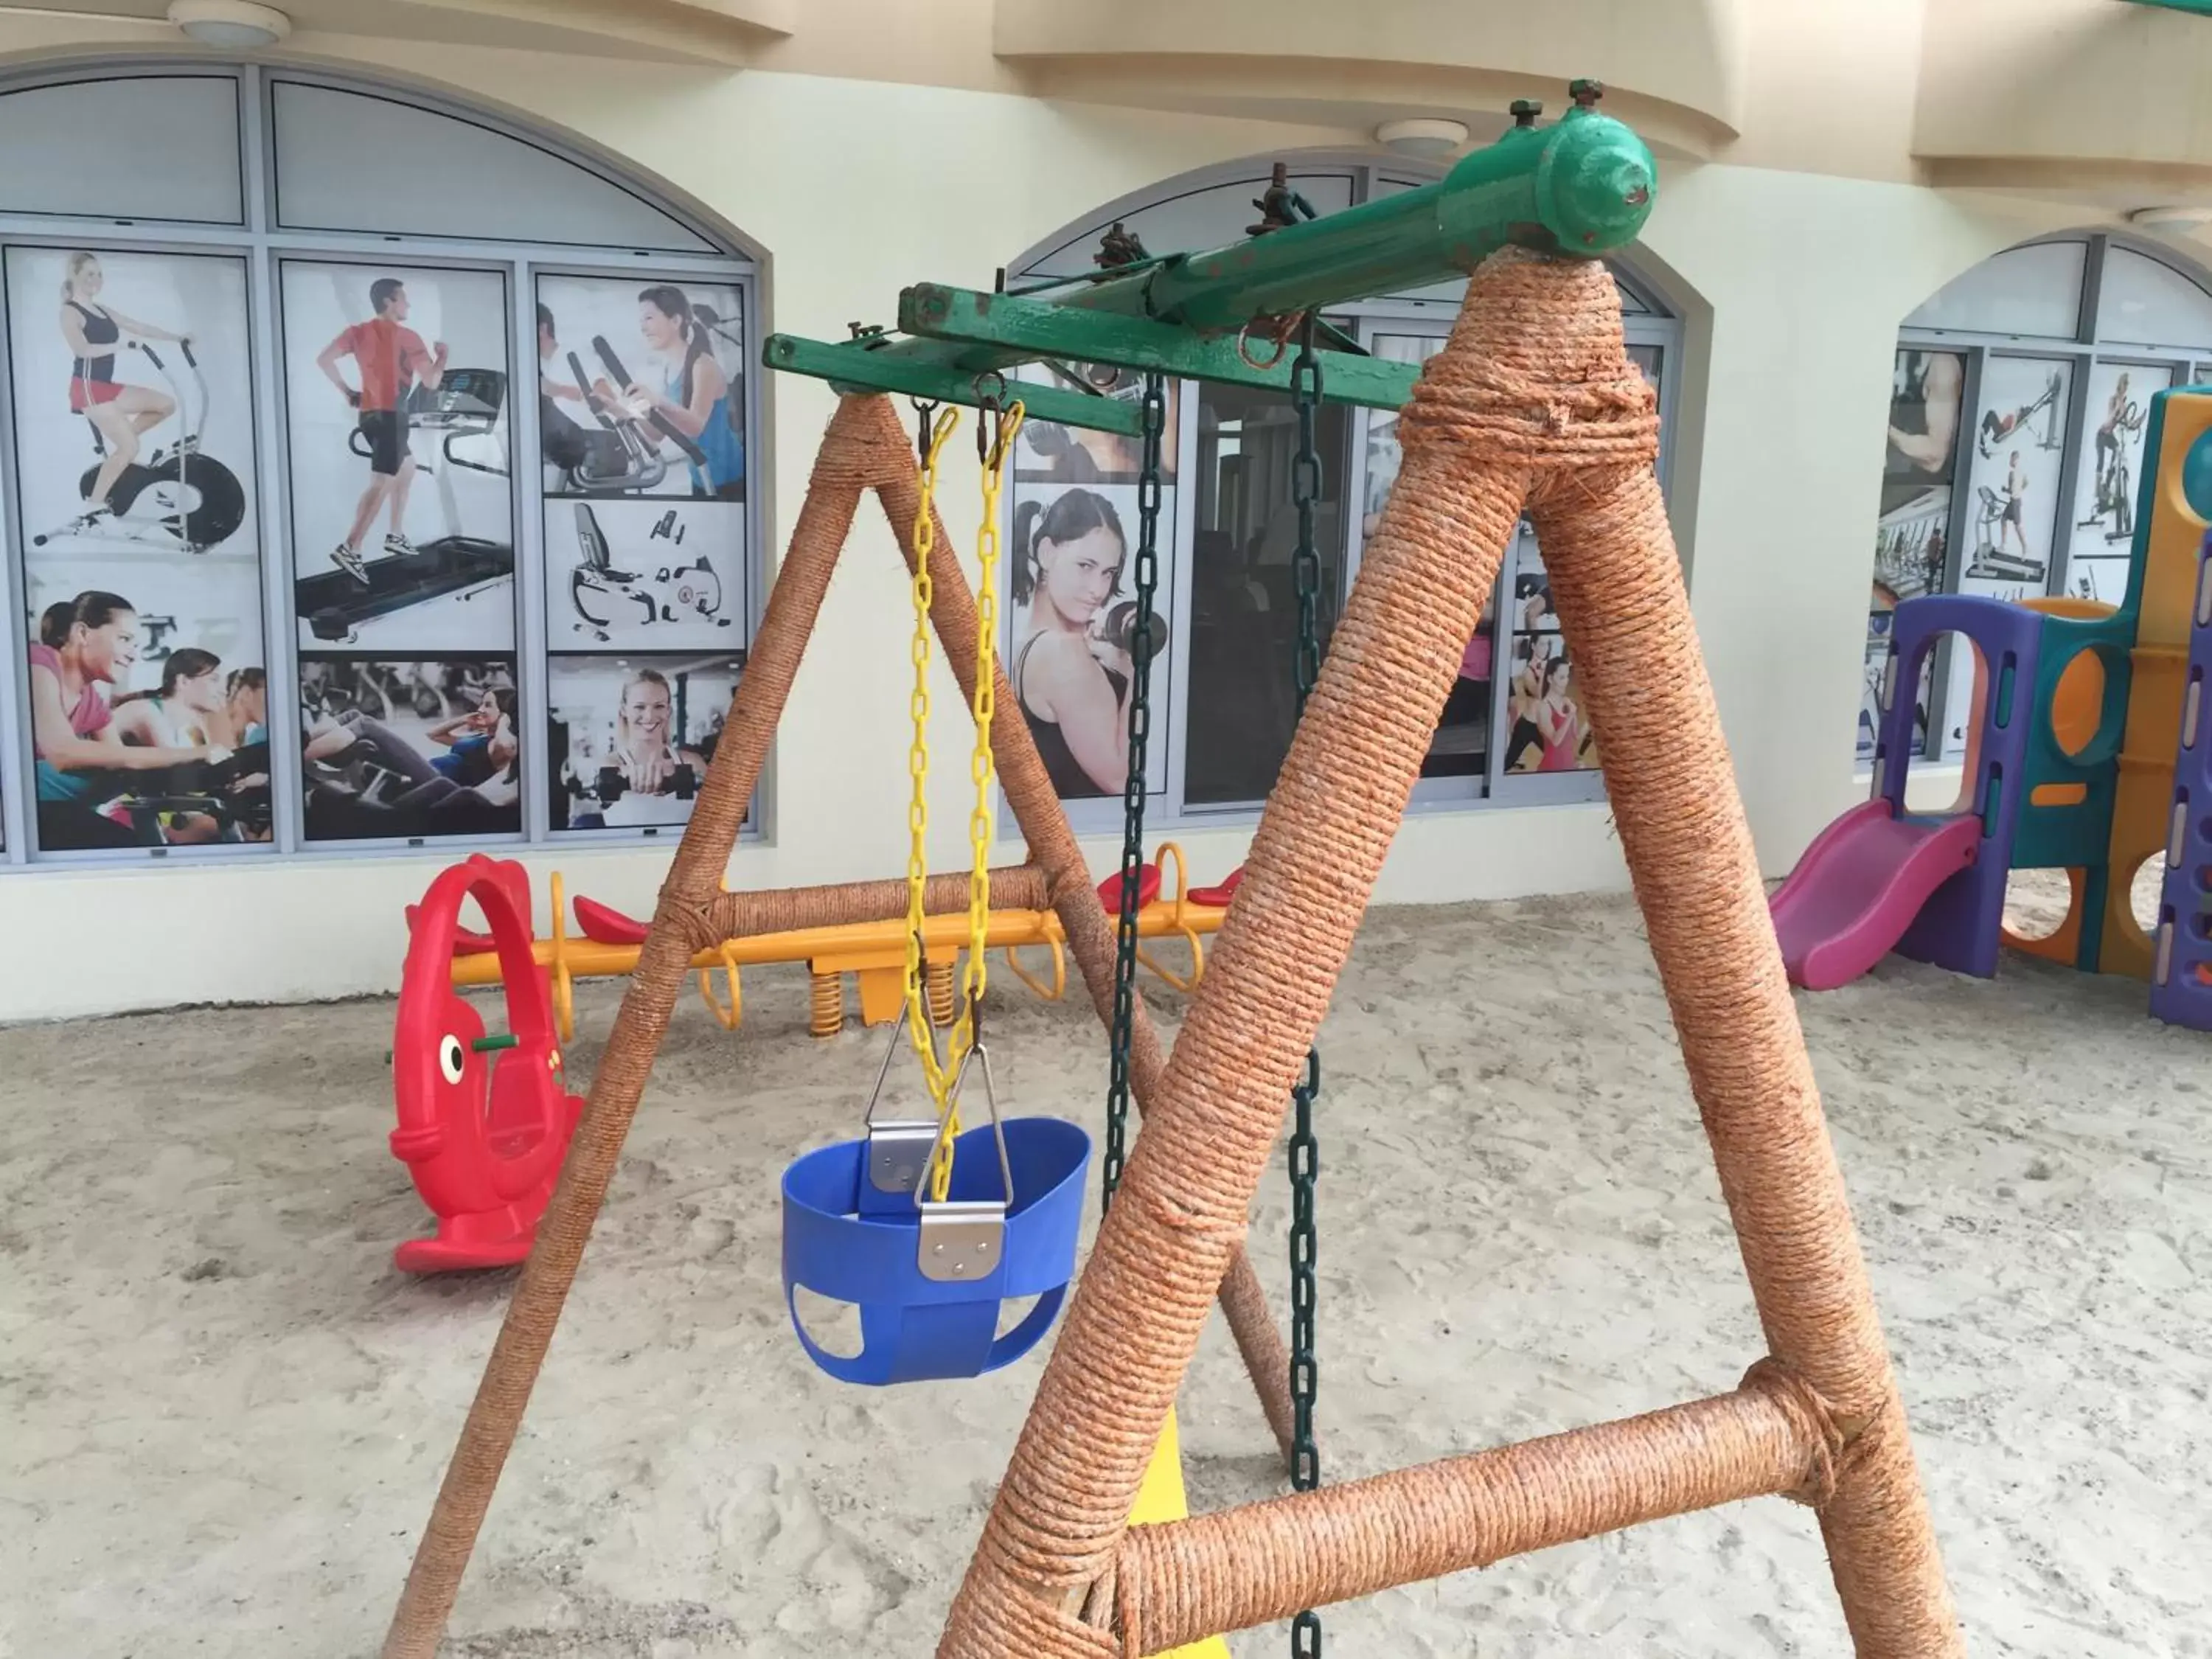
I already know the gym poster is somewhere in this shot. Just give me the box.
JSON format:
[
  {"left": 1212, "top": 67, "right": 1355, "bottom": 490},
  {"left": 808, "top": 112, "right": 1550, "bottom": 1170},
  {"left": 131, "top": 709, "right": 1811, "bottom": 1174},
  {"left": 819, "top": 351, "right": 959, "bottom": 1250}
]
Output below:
[
  {"left": 298, "top": 655, "right": 519, "bottom": 842},
  {"left": 547, "top": 651, "right": 745, "bottom": 832},
  {"left": 279, "top": 262, "right": 515, "bottom": 654},
  {"left": 1871, "top": 348, "right": 1966, "bottom": 759},
  {"left": 5, "top": 246, "right": 271, "bottom": 852},
  {"left": 1006, "top": 456, "right": 1175, "bottom": 802},
  {"left": 2066, "top": 359, "right": 2170, "bottom": 607}
]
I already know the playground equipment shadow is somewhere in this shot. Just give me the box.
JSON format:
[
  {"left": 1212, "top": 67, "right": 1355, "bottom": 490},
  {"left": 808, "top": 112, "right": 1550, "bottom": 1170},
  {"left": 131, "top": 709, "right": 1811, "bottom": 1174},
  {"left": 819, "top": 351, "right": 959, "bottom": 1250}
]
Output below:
[{"left": 0, "top": 891, "right": 2204, "bottom": 1657}]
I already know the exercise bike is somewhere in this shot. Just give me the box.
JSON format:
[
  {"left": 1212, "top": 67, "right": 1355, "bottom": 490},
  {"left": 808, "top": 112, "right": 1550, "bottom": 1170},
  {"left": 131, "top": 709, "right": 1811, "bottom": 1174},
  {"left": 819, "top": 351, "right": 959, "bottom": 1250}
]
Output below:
[
  {"left": 567, "top": 501, "right": 734, "bottom": 644},
  {"left": 33, "top": 339, "right": 247, "bottom": 554},
  {"left": 2076, "top": 402, "right": 2143, "bottom": 543},
  {"left": 549, "top": 335, "right": 712, "bottom": 495},
  {"left": 298, "top": 368, "right": 515, "bottom": 644}
]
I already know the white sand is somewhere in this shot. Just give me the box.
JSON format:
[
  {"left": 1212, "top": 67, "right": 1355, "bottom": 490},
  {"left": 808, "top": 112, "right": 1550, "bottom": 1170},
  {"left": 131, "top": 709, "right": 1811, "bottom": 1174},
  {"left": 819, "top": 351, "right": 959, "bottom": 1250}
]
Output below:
[{"left": 2, "top": 891, "right": 2206, "bottom": 1657}]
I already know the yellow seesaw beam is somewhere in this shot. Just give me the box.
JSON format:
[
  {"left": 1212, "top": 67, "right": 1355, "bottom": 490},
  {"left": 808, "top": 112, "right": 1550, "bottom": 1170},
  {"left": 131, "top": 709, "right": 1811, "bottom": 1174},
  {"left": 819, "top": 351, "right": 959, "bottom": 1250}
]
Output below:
[{"left": 450, "top": 845, "right": 1226, "bottom": 1043}]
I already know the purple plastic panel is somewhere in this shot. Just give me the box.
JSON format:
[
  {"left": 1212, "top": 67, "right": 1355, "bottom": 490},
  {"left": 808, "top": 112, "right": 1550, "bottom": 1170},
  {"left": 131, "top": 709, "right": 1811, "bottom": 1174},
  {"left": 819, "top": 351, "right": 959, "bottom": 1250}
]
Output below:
[
  {"left": 1872, "top": 594, "right": 2042, "bottom": 978},
  {"left": 2149, "top": 534, "right": 2212, "bottom": 1030}
]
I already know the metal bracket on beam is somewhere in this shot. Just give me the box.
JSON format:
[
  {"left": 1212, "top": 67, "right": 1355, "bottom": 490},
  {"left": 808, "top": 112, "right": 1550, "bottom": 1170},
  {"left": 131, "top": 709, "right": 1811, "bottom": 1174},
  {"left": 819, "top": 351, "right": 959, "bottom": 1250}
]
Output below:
[
  {"left": 762, "top": 333, "right": 1144, "bottom": 435},
  {"left": 897, "top": 285, "right": 1419, "bottom": 412}
]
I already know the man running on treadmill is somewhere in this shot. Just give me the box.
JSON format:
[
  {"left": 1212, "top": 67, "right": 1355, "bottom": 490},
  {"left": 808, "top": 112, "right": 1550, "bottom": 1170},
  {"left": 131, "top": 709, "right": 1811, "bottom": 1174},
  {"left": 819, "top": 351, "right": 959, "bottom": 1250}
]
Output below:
[{"left": 316, "top": 276, "right": 445, "bottom": 584}]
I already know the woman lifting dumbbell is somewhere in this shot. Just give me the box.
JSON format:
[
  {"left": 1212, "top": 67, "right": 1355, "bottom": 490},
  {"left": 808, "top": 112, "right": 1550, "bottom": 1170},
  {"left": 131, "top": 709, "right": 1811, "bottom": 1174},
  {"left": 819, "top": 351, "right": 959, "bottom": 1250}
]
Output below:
[
  {"left": 1012, "top": 487, "right": 1166, "bottom": 800},
  {"left": 581, "top": 668, "right": 706, "bottom": 827}
]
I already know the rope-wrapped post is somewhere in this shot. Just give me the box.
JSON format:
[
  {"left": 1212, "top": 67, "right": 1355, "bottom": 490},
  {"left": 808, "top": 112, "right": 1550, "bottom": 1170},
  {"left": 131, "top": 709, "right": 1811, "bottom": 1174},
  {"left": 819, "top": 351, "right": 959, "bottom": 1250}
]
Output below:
[
  {"left": 1520, "top": 253, "right": 1961, "bottom": 1655},
  {"left": 699, "top": 863, "right": 1048, "bottom": 943},
  {"left": 935, "top": 251, "right": 1545, "bottom": 1655},
  {"left": 380, "top": 397, "right": 901, "bottom": 1659},
  {"left": 1118, "top": 1368, "right": 1841, "bottom": 1655},
  {"left": 861, "top": 392, "right": 1298, "bottom": 1462}
]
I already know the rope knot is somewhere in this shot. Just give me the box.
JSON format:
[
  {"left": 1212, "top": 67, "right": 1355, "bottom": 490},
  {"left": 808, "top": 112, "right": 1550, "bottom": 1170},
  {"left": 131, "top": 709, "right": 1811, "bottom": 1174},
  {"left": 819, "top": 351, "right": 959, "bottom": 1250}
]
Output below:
[{"left": 1741, "top": 1357, "right": 1849, "bottom": 1509}]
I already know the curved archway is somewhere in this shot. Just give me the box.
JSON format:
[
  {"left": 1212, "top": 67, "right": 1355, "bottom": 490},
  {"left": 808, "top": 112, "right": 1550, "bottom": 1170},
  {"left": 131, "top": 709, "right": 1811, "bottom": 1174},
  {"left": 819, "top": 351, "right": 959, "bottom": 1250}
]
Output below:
[
  {"left": 1001, "top": 150, "right": 1683, "bottom": 825},
  {"left": 1865, "top": 229, "right": 2212, "bottom": 768},
  {"left": 0, "top": 58, "right": 762, "bottom": 866}
]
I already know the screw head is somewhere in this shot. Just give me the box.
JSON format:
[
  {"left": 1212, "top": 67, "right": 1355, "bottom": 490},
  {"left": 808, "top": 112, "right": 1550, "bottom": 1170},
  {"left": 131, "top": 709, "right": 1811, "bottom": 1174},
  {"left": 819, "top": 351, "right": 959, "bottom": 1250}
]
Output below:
[
  {"left": 1568, "top": 78, "right": 1604, "bottom": 109},
  {"left": 933, "top": 1242, "right": 945, "bottom": 1255},
  {"left": 1509, "top": 100, "right": 1542, "bottom": 128}
]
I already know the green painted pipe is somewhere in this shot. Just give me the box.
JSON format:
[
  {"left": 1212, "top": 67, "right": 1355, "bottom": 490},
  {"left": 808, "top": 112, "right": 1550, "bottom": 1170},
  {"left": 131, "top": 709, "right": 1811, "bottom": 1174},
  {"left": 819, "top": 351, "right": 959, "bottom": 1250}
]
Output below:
[
  {"left": 764, "top": 89, "right": 1655, "bottom": 404},
  {"left": 1063, "top": 100, "right": 1655, "bottom": 332},
  {"left": 471, "top": 1034, "right": 519, "bottom": 1053}
]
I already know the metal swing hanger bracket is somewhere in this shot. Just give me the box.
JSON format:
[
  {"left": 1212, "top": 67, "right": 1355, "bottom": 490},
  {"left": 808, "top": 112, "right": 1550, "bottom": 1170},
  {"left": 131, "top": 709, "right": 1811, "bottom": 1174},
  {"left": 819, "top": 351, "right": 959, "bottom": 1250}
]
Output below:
[
  {"left": 759, "top": 86, "right": 1655, "bottom": 411},
  {"left": 916, "top": 1044, "right": 1016, "bottom": 1284}
]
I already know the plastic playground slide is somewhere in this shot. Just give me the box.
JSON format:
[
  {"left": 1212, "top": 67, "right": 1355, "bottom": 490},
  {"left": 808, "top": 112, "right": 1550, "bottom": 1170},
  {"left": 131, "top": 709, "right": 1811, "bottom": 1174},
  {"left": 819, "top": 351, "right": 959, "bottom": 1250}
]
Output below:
[{"left": 1768, "top": 800, "right": 1981, "bottom": 990}]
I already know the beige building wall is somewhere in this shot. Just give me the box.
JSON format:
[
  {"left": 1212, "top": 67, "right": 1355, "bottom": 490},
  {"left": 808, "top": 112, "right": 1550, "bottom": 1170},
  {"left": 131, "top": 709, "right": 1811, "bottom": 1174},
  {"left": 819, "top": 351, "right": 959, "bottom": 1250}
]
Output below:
[{"left": 0, "top": 4, "right": 2188, "bottom": 1016}]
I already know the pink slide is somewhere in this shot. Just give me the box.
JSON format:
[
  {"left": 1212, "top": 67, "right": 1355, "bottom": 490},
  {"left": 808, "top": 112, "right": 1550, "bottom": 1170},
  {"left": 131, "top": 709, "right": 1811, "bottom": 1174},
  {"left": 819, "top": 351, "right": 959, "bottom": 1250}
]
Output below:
[{"left": 1769, "top": 800, "right": 1981, "bottom": 990}]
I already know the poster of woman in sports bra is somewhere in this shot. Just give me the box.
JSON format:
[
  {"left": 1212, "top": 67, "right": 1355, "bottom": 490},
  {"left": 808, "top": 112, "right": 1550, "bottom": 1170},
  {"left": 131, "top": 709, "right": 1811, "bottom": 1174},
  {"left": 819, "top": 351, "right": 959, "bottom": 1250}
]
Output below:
[
  {"left": 1005, "top": 476, "right": 1173, "bottom": 801},
  {"left": 4, "top": 246, "right": 258, "bottom": 563},
  {"left": 4, "top": 246, "right": 271, "bottom": 854}
]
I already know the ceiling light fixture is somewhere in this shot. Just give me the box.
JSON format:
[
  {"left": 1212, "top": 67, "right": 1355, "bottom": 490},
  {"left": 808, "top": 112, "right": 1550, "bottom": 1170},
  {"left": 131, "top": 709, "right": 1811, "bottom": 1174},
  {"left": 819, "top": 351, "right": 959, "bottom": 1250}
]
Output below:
[
  {"left": 1375, "top": 118, "right": 1470, "bottom": 161},
  {"left": 167, "top": 0, "right": 291, "bottom": 49},
  {"left": 2129, "top": 204, "right": 2212, "bottom": 233}
]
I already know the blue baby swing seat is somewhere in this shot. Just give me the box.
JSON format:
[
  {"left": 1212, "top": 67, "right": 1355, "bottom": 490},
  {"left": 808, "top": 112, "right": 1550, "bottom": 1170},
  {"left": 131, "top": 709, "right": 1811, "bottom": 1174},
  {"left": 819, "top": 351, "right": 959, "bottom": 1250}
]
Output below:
[{"left": 779, "top": 1057, "right": 1090, "bottom": 1386}]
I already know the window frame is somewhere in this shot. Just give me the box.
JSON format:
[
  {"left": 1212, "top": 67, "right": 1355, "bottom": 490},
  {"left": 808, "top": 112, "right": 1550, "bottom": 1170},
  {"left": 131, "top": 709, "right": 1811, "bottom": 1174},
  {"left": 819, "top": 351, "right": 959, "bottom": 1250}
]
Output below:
[
  {"left": 0, "top": 60, "right": 761, "bottom": 869},
  {"left": 1004, "top": 156, "right": 1683, "bottom": 837},
  {"left": 1881, "top": 231, "right": 2212, "bottom": 763}
]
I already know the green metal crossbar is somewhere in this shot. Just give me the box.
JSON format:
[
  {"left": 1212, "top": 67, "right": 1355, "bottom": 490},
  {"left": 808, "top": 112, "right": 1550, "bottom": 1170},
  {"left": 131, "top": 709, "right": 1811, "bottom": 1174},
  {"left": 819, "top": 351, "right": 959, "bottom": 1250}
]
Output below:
[
  {"left": 762, "top": 333, "right": 1144, "bottom": 435},
  {"left": 762, "top": 85, "right": 1658, "bottom": 418},
  {"left": 897, "top": 285, "right": 1419, "bottom": 411}
]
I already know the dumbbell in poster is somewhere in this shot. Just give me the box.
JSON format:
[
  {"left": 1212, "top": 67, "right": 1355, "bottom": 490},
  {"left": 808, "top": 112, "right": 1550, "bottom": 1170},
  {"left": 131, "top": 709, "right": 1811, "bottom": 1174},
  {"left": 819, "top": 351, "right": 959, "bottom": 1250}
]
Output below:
[
  {"left": 1008, "top": 364, "right": 1178, "bottom": 801},
  {"left": 534, "top": 274, "right": 747, "bottom": 834},
  {"left": 4, "top": 245, "right": 271, "bottom": 854}
]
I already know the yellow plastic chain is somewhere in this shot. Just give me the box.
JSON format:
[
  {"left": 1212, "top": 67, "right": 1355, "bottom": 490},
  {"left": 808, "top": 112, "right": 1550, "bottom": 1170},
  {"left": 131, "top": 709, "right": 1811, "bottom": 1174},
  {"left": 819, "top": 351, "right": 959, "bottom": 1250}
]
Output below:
[{"left": 897, "top": 401, "right": 1023, "bottom": 1198}]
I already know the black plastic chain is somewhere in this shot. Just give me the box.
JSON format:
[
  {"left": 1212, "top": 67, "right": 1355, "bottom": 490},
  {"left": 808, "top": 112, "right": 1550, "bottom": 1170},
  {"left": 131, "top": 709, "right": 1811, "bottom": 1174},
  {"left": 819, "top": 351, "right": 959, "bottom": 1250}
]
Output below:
[
  {"left": 1101, "top": 371, "right": 1169, "bottom": 1211},
  {"left": 1287, "top": 315, "right": 1325, "bottom": 1659}
]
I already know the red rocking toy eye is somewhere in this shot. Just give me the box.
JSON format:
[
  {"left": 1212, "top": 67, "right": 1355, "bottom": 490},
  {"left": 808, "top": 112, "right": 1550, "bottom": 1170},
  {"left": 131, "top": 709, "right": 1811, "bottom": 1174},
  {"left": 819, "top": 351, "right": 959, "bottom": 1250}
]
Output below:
[{"left": 439, "top": 1034, "right": 466, "bottom": 1085}]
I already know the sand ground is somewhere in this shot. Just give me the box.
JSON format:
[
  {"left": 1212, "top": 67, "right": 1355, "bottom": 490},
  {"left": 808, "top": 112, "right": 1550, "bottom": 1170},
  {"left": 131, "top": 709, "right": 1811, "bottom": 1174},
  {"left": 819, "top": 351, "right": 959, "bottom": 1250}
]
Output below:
[{"left": 2, "top": 889, "right": 2206, "bottom": 1658}]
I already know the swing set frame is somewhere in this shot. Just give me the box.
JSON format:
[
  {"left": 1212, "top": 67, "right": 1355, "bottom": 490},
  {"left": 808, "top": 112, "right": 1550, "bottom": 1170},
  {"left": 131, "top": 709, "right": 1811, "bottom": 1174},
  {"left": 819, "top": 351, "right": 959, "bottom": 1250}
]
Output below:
[{"left": 380, "top": 85, "right": 1967, "bottom": 1659}]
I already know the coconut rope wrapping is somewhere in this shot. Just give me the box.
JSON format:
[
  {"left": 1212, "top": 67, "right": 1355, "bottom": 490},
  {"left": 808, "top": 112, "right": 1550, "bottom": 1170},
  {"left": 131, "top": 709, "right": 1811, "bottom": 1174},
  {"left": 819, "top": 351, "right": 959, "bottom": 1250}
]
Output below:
[
  {"left": 383, "top": 400, "right": 900, "bottom": 1659},
  {"left": 938, "top": 246, "right": 1961, "bottom": 1659},
  {"left": 1114, "top": 1366, "right": 1846, "bottom": 1656}
]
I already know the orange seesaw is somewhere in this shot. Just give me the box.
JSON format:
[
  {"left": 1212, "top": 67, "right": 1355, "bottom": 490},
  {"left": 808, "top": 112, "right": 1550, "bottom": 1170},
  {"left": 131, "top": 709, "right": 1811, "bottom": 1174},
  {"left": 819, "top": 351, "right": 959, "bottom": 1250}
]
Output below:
[{"left": 415, "top": 843, "right": 1238, "bottom": 1046}]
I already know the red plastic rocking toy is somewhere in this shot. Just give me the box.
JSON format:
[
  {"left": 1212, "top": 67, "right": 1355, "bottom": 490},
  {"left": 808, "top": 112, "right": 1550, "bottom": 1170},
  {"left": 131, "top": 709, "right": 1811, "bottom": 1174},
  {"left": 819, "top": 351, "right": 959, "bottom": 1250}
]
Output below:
[{"left": 390, "top": 856, "right": 582, "bottom": 1273}]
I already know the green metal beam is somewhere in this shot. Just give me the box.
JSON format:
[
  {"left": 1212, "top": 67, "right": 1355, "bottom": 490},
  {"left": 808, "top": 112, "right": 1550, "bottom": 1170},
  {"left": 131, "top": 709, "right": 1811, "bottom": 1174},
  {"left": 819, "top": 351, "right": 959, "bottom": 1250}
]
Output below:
[
  {"left": 897, "top": 285, "right": 1419, "bottom": 411},
  {"left": 761, "top": 332, "right": 1144, "bottom": 434},
  {"left": 762, "top": 85, "right": 1656, "bottom": 410}
]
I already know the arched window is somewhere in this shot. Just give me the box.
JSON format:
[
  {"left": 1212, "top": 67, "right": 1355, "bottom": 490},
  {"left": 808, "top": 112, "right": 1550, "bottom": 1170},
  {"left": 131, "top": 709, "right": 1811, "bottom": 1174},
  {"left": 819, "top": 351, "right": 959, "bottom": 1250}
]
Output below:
[
  {"left": 1868, "top": 232, "right": 2212, "bottom": 763},
  {"left": 1002, "top": 157, "right": 1681, "bottom": 827},
  {"left": 0, "top": 64, "right": 758, "bottom": 866}
]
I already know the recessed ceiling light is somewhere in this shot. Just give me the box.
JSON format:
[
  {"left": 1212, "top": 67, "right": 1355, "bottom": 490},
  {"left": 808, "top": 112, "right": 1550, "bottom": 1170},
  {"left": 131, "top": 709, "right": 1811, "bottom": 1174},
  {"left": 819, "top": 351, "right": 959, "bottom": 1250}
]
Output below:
[
  {"left": 1375, "top": 119, "right": 1470, "bottom": 161},
  {"left": 2129, "top": 204, "right": 2212, "bottom": 232},
  {"left": 167, "top": 0, "right": 291, "bottom": 49}
]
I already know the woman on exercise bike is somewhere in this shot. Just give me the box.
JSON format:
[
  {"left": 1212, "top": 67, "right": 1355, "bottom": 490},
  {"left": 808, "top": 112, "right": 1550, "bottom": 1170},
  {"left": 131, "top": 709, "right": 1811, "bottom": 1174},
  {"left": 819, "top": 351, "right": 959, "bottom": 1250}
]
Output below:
[
  {"left": 55, "top": 252, "right": 195, "bottom": 539},
  {"left": 28, "top": 591, "right": 232, "bottom": 848},
  {"left": 602, "top": 286, "right": 745, "bottom": 499},
  {"left": 107, "top": 647, "right": 263, "bottom": 845}
]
